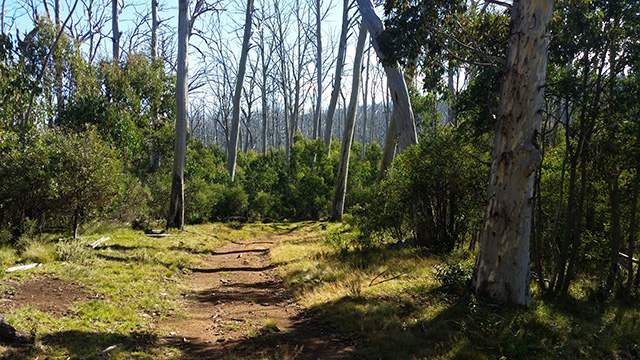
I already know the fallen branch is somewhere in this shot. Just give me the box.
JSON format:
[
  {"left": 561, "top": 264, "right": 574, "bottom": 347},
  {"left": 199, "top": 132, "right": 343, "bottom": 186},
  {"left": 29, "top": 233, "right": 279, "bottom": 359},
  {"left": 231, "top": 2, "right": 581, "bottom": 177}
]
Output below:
[
  {"left": 97, "top": 343, "right": 123, "bottom": 356},
  {"left": 6, "top": 263, "right": 40, "bottom": 273},
  {"left": 88, "top": 236, "right": 110, "bottom": 249},
  {"left": 145, "top": 233, "right": 185, "bottom": 238}
]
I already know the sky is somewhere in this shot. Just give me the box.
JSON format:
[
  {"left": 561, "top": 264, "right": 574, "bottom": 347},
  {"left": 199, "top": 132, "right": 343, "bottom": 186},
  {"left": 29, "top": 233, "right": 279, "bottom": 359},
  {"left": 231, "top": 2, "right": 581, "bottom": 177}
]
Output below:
[{"left": 3, "top": 0, "right": 390, "bottom": 112}]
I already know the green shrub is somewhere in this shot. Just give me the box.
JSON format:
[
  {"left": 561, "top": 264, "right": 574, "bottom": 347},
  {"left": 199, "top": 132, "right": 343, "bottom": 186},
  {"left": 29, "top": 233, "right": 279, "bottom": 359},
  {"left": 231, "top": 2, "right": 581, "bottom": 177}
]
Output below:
[
  {"left": 354, "top": 130, "right": 486, "bottom": 252},
  {"left": 210, "top": 186, "right": 249, "bottom": 221},
  {"left": 434, "top": 260, "right": 473, "bottom": 293}
]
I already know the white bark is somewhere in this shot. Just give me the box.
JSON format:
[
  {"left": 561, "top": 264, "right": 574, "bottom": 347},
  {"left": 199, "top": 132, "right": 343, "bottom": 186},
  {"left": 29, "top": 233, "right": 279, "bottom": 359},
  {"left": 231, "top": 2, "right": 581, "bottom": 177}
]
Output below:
[
  {"left": 313, "top": 0, "right": 322, "bottom": 140},
  {"left": 54, "top": 0, "right": 63, "bottom": 125},
  {"left": 151, "top": 0, "right": 158, "bottom": 58},
  {"left": 112, "top": 0, "right": 120, "bottom": 61},
  {"left": 228, "top": 0, "right": 254, "bottom": 183},
  {"left": 323, "top": 0, "right": 349, "bottom": 150},
  {"left": 361, "top": 47, "right": 370, "bottom": 161},
  {"left": 331, "top": 23, "right": 367, "bottom": 221},
  {"left": 472, "top": 0, "right": 553, "bottom": 305},
  {"left": 356, "top": 0, "right": 417, "bottom": 152},
  {"left": 167, "top": 0, "right": 189, "bottom": 229},
  {"left": 150, "top": 0, "right": 160, "bottom": 169},
  {"left": 1, "top": 0, "right": 5, "bottom": 34}
]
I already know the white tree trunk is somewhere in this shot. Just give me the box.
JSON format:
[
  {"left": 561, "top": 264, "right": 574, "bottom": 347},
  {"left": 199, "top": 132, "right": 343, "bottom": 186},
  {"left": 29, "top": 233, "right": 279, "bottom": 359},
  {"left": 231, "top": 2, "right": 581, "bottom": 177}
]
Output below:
[
  {"left": 54, "top": 0, "right": 63, "bottom": 126},
  {"left": 377, "top": 111, "right": 396, "bottom": 181},
  {"left": 150, "top": 0, "right": 161, "bottom": 169},
  {"left": 167, "top": 0, "right": 189, "bottom": 229},
  {"left": 323, "top": 0, "right": 349, "bottom": 150},
  {"left": 313, "top": 0, "right": 322, "bottom": 140},
  {"left": 1, "top": 0, "right": 5, "bottom": 34},
  {"left": 112, "top": 0, "right": 120, "bottom": 61},
  {"left": 361, "top": 47, "right": 370, "bottom": 161},
  {"left": 151, "top": 0, "right": 158, "bottom": 58},
  {"left": 331, "top": 23, "right": 367, "bottom": 221},
  {"left": 356, "top": 0, "right": 417, "bottom": 152},
  {"left": 260, "top": 22, "right": 269, "bottom": 155},
  {"left": 228, "top": 0, "right": 254, "bottom": 183},
  {"left": 472, "top": 0, "right": 553, "bottom": 305}
]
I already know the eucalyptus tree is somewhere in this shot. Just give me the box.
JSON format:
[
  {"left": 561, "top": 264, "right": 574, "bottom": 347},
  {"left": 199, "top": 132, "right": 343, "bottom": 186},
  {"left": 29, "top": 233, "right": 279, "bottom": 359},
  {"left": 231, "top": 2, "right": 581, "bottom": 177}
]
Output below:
[
  {"left": 112, "top": 0, "right": 120, "bottom": 61},
  {"left": 356, "top": 0, "right": 417, "bottom": 153},
  {"left": 228, "top": 0, "right": 255, "bottom": 183},
  {"left": 472, "top": 0, "right": 553, "bottom": 304},
  {"left": 256, "top": 1, "right": 274, "bottom": 155},
  {"left": 167, "top": 0, "right": 189, "bottom": 229},
  {"left": 331, "top": 22, "right": 367, "bottom": 221},
  {"left": 323, "top": 0, "right": 352, "bottom": 151}
]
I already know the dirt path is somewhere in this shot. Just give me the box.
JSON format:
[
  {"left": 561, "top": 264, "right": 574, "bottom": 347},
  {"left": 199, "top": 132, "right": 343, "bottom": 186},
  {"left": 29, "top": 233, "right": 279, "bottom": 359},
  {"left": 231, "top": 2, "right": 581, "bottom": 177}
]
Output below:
[{"left": 160, "top": 235, "right": 353, "bottom": 359}]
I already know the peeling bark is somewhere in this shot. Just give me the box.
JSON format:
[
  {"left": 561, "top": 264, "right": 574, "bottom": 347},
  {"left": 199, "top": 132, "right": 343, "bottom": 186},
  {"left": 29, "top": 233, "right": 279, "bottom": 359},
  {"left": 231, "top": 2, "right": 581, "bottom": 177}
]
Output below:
[
  {"left": 356, "top": 0, "right": 417, "bottom": 152},
  {"left": 472, "top": 0, "right": 553, "bottom": 305}
]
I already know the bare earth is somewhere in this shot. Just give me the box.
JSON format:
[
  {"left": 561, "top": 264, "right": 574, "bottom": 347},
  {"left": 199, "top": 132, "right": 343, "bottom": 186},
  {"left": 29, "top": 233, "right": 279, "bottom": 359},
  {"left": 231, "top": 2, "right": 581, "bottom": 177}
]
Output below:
[
  {"left": 160, "top": 235, "right": 353, "bottom": 359},
  {"left": 0, "top": 234, "right": 354, "bottom": 359}
]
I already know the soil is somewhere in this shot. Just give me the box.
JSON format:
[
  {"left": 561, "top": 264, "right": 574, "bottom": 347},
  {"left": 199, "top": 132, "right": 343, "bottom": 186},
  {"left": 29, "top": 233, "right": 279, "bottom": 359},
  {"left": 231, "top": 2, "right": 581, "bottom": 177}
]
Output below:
[
  {"left": 0, "top": 235, "right": 355, "bottom": 359},
  {"left": 0, "top": 275, "right": 96, "bottom": 318},
  {"left": 160, "top": 235, "right": 354, "bottom": 359}
]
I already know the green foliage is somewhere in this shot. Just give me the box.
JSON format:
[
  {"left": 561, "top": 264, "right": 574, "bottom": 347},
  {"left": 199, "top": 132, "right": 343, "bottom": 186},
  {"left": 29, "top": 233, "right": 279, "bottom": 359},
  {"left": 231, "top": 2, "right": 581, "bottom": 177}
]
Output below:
[
  {"left": 0, "top": 127, "right": 124, "bottom": 238},
  {"left": 355, "top": 130, "right": 486, "bottom": 251},
  {"left": 211, "top": 186, "right": 249, "bottom": 221},
  {"left": 434, "top": 260, "right": 473, "bottom": 293}
]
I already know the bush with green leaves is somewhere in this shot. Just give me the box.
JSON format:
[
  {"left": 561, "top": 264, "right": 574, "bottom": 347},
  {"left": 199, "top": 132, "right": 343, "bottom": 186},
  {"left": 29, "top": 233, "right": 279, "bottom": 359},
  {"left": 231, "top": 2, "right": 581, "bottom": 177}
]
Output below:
[
  {"left": 0, "top": 127, "right": 124, "bottom": 239},
  {"left": 354, "top": 130, "right": 486, "bottom": 252},
  {"left": 210, "top": 186, "right": 249, "bottom": 221}
]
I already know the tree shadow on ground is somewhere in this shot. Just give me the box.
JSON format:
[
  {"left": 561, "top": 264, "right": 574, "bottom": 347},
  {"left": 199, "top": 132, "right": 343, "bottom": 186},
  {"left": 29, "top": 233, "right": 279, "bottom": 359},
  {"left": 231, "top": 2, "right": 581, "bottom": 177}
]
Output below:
[
  {"left": 162, "top": 309, "right": 355, "bottom": 360},
  {"left": 1, "top": 330, "right": 158, "bottom": 360}
]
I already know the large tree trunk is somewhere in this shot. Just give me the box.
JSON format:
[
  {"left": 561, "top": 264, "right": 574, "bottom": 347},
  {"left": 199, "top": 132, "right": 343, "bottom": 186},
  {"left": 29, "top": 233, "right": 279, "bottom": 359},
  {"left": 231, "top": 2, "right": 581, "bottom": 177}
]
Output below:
[
  {"left": 112, "top": 0, "right": 120, "bottom": 62},
  {"left": 472, "top": 0, "right": 553, "bottom": 305},
  {"left": 167, "top": 0, "right": 189, "bottom": 230},
  {"left": 356, "top": 0, "right": 417, "bottom": 152},
  {"left": 227, "top": 0, "right": 254, "bottom": 183},
  {"left": 323, "top": 0, "right": 349, "bottom": 151},
  {"left": 330, "top": 23, "right": 367, "bottom": 222}
]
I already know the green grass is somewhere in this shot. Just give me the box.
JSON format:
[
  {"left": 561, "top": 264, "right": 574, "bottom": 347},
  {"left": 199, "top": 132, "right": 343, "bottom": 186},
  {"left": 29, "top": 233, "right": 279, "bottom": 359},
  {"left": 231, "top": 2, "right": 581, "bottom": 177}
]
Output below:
[
  {"left": 271, "top": 226, "right": 640, "bottom": 360},
  {"left": 2, "top": 221, "right": 639, "bottom": 360},
  {"left": 0, "top": 223, "right": 266, "bottom": 359}
]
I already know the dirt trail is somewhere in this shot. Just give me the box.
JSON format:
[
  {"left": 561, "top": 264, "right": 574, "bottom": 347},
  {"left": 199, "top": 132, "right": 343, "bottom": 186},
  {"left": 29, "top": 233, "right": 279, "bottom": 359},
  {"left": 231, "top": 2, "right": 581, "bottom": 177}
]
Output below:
[{"left": 161, "top": 235, "right": 353, "bottom": 359}]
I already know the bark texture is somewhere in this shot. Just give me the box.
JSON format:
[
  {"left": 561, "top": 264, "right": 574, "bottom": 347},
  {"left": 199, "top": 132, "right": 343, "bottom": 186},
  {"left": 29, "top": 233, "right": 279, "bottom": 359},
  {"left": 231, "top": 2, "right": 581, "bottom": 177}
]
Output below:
[
  {"left": 323, "top": 0, "right": 349, "bottom": 151},
  {"left": 112, "top": 0, "right": 120, "bottom": 61},
  {"left": 330, "top": 23, "right": 367, "bottom": 221},
  {"left": 356, "top": 0, "right": 417, "bottom": 152},
  {"left": 167, "top": 0, "right": 189, "bottom": 229},
  {"left": 472, "top": 0, "right": 553, "bottom": 305},
  {"left": 228, "top": 0, "right": 254, "bottom": 183}
]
